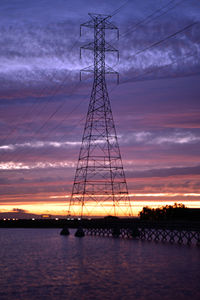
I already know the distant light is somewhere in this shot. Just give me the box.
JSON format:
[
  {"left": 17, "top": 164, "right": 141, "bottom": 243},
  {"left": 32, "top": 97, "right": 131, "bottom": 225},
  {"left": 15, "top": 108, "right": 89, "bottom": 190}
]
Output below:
[
  {"left": 8, "top": 218, "right": 10, "bottom": 220},
  {"left": 67, "top": 218, "right": 70, "bottom": 220},
  {"left": 3, "top": 218, "right": 6, "bottom": 221},
  {"left": 41, "top": 214, "right": 51, "bottom": 218},
  {"left": 55, "top": 218, "right": 59, "bottom": 220},
  {"left": 78, "top": 218, "right": 81, "bottom": 220},
  {"left": 70, "top": 218, "right": 74, "bottom": 220},
  {"left": 12, "top": 218, "right": 15, "bottom": 220},
  {"left": 32, "top": 218, "right": 35, "bottom": 220}
]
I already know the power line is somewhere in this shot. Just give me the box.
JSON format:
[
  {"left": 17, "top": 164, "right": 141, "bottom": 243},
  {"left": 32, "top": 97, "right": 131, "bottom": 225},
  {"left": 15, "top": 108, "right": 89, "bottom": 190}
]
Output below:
[
  {"left": 2, "top": 39, "right": 197, "bottom": 162},
  {"left": 1, "top": 80, "right": 83, "bottom": 163},
  {"left": 0, "top": 81, "right": 119, "bottom": 170},
  {"left": 2, "top": 45, "right": 198, "bottom": 169},
  {"left": 0, "top": 0, "right": 185, "bottom": 149},
  {"left": 2, "top": 7, "right": 199, "bottom": 167},
  {"left": 34, "top": 81, "right": 81, "bottom": 134},
  {"left": 8, "top": 47, "right": 198, "bottom": 172},
  {"left": 109, "top": 0, "right": 190, "bottom": 73},
  {"left": 111, "top": 0, "right": 130, "bottom": 16},
  {"left": 111, "top": 19, "right": 198, "bottom": 81},
  {"left": 0, "top": 38, "right": 81, "bottom": 147},
  {"left": 46, "top": 20, "right": 200, "bottom": 147},
  {"left": 40, "top": 84, "right": 118, "bottom": 147},
  {"left": 117, "top": 0, "right": 185, "bottom": 41},
  {"left": 134, "top": 22, "right": 197, "bottom": 56},
  {"left": 67, "top": 50, "right": 200, "bottom": 134},
  {"left": 0, "top": 29, "right": 87, "bottom": 162},
  {"left": 0, "top": 76, "right": 80, "bottom": 161},
  {"left": 121, "top": 50, "right": 200, "bottom": 84}
]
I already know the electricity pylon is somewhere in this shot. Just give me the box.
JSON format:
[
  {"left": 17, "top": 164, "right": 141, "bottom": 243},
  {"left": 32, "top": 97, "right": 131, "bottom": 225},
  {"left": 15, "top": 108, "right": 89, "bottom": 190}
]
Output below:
[{"left": 69, "top": 13, "right": 132, "bottom": 217}]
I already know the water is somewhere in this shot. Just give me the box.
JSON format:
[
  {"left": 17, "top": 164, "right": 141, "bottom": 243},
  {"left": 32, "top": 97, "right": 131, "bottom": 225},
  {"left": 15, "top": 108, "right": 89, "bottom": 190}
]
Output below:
[{"left": 0, "top": 228, "right": 199, "bottom": 300}]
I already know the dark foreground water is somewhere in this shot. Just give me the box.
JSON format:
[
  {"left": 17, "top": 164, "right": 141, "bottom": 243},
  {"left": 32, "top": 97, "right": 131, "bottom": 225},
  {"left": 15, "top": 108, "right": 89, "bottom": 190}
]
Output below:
[{"left": 0, "top": 229, "right": 199, "bottom": 300}]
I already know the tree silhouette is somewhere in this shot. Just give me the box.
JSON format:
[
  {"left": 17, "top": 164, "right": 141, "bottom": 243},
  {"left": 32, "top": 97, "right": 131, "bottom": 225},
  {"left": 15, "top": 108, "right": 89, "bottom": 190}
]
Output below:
[{"left": 139, "top": 203, "right": 187, "bottom": 221}]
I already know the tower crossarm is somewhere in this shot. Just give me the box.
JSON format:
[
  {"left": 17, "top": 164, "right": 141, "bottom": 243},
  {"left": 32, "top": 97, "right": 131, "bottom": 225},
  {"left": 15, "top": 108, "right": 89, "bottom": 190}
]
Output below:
[
  {"left": 80, "top": 42, "right": 118, "bottom": 53},
  {"left": 80, "top": 13, "right": 119, "bottom": 32}
]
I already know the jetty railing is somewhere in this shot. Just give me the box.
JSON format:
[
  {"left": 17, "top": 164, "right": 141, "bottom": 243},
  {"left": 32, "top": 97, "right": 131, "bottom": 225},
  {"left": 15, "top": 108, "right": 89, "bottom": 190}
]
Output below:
[
  {"left": 82, "top": 220, "right": 200, "bottom": 245},
  {"left": 0, "top": 218, "right": 199, "bottom": 245}
]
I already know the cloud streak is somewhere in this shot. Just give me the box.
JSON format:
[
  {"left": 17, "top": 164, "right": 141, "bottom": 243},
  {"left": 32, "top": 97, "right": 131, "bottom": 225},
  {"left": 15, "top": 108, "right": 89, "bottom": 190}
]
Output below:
[
  {"left": 1, "top": 129, "right": 200, "bottom": 153},
  {"left": 120, "top": 130, "right": 200, "bottom": 145},
  {"left": 0, "top": 160, "right": 75, "bottom": 170},
  {"left": 0, "top": 140, "right": 81, "bottom": 151}
]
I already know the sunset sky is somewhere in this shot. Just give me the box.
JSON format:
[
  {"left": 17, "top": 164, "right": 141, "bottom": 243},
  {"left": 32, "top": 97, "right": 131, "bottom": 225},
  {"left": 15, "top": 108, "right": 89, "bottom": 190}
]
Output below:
[{"left": 0, "top": 0, "right": 200, "bottom": 217}]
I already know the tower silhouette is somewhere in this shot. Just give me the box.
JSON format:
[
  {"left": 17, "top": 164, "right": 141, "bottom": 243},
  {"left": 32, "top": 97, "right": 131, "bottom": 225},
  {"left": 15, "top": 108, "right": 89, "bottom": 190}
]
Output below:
[{"left": 69, "top": 13, "right": 132, "bottom": 217}]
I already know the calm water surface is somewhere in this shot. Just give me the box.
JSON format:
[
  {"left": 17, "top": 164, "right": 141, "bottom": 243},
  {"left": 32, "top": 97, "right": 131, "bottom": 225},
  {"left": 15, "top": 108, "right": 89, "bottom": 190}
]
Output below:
[{"left": 0, "top": 228, "right": 199, "bottom": 300}]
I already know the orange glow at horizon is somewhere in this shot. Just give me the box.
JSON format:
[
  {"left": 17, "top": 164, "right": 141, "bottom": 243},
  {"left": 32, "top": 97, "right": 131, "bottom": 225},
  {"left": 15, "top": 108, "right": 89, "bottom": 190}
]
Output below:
[{"left": 1, "top": 200, "right": 200, "bottom": 217}]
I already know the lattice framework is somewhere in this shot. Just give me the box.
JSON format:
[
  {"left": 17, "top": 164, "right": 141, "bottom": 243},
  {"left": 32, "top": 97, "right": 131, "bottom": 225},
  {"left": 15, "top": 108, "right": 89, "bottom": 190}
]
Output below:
[{"left": 69, "top": 13, "right": 132, "bottom": 217}]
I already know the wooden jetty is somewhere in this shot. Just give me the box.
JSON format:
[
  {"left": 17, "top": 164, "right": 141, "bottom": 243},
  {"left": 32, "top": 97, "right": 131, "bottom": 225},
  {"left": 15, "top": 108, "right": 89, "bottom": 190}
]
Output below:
[{"left": 0, "top": 218, "right": 199, "bottom": 245}]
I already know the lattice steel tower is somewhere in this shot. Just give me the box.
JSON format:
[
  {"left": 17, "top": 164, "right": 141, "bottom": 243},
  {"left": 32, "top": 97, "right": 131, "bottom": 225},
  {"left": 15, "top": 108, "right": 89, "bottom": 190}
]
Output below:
[{"left": 69, "top": 13, "right": 132, "bottom": 217}]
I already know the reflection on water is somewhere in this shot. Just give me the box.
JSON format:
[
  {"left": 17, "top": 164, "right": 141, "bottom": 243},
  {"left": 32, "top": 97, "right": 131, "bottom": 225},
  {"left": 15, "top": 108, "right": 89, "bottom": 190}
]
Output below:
[{"left": 0, "top": 228, "right": 199, "bottom": 300}]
